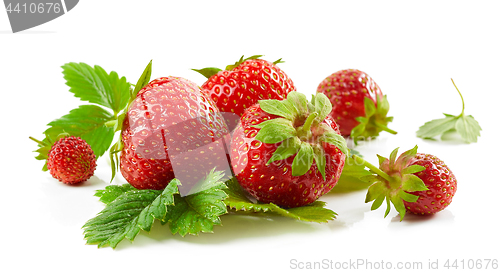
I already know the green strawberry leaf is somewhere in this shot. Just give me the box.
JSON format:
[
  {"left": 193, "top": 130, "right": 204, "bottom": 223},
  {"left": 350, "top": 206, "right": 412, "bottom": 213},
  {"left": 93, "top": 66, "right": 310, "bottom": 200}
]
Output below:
[
  {"left": 41, "top": 105, "right": 115, "bottom": 158},
  {"left": 131, "top": 60, "right": 152, "bottom": 100},
  {"left": 455, "top": 115, "right": 481, "bottom": 143},
  {"left": 162, "top": 169, "right": 228, "bottom": 236},
  {"left": 416, "top": 115, "right": 458, "bottom": 139},
  {"left": 192, "top": 67, "right": 222, "bottom": 79},
  {"left": 84, "top": 170, "right": 228, "bottom": 248},
  {"left": 417, "top": 79, "right": 481, "bottom": 143},
  {"left": 83, "top": 179, "right": 180, "bottom": 248},
  {"left": 95, "top": 184, "right": 136, "bottom": 205},
  {"left": 223, "top": 178, "right": 336, "bottom": 223},
  {"left": 223, "top": 178, "right": 274, "bottom": 213},
  {"left": 271, "top": 201, "right": 337, "bottom": 223},
  {"left": 162, "top": 181, "right": 228, "bottom": 236},
  {"left": 62, "top": 62, "right": 130, "bottom": 114}
]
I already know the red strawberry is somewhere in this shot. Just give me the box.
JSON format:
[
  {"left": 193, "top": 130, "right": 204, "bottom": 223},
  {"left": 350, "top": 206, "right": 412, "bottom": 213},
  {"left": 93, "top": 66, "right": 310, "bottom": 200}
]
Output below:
[
  {"left": 119, "top": 76, "right": 230, "bottom": 192},
  {"left": 43, "top": 136, "right": 97, "bottom": 184},
  {"left": 403, "top": 153, "right": 457, "bottom": 215},
  {"left": 355, "top": 146, "right": 457, "bottom": 220},
  {"left": 194, "top": 55, "right": 296, "bottom": 118},
  {"left": 316, "top": 69, "right": 396, "bottom": 142},
  {"left": 230, "top": 91, "right": 347, "bottom": 208}
]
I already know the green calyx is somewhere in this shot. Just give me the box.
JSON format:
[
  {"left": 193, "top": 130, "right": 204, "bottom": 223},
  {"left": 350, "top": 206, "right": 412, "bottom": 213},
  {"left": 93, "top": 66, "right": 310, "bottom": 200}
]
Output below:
[
  {"left": 225, "top": 55, "right": 263, "bottom": 71},
  {"left": 351, "top": 95, "right": 396, "bottom": 144},
  {"left": 192, "top": 55, "right": 284, "bottom": 79},
  {"left": 29, "top": 132, "right": 72, "bottom": 171},
  {"left": 353, "top": 145, "right": 429, "bottom": 221},
  {"left": 253, "top": 91, "right": 348, "bottom": 181}
]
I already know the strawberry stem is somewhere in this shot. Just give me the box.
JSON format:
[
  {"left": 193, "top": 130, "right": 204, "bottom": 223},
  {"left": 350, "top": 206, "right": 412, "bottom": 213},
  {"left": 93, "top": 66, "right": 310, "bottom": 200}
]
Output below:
[
  {"left": 105, "top": 120, "right": 117, "bottom": 128},
  {"left": 297, "top": 112, "right": 318, "bottom": 141},
  {"left": 302, "top": 113, "right": 318, "bottom": 132},
  {"left": 352, "top": 155, "right": 393, "bottom": 182},
  {"left": 451, "top": 78, "right": 465, "bottom": 117},
  {"left": 29, "top": 136, "right": 46, "bottom": 146},
  {"left": 374, "top": 122, "right": 397, "bottom": 135}
]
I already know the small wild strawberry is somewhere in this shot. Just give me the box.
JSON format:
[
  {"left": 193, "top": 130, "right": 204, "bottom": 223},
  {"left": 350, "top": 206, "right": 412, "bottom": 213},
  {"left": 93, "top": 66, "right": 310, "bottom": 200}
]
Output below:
[{"left": 31, "top": 135, "right": 97, "bottom": 184}]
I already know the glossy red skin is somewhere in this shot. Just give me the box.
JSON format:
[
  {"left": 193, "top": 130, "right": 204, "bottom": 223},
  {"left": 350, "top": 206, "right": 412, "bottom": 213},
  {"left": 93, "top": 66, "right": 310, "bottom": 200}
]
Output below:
[
  {"left": 230, "top": 104, "right": 346, "bottom": 208},
  {"left": 47, "top": 136, "right": 96, "bottom": 184},
  {"left": 404, "top": 153, "right": 457, "bottom": 215},
  {"left": 317, "top": 69, "right": 382, "bottom": 136},
  {"left": 201, "top": 59, "right": 296, "bottom": 117},
  {"left": 120, "top": 77, "right": 229, "bottom": 190}
]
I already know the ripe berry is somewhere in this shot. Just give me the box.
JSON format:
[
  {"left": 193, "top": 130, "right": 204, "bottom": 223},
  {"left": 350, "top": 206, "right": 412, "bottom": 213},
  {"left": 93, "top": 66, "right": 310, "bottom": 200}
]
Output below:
[
  {"left": 317, "top": 69, "right": 396, "bottom": 141},
  {"left": 403, "top": 153, "right": 457, "bottom": 215},
  {"left": 230, "top": 92, "right": 347, "bottom": 208},
  {"left": 46, "top": 136, "right": 97, "bottom": 184},
  {"left": 195, "top": 55, "right": 296, "bottom": 117},
  {"left": 119, "top": 76, "right": 230, "bottom": 191},
  {"left": 357, "top": 146, "right": 457, "bottom": 220}
]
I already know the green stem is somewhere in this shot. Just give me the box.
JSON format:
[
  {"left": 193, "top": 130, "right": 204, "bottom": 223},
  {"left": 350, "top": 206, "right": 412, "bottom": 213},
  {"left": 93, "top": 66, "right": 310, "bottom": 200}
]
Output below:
[
  {"left": 302, "top": 112, "right": 318, "bottom": 132},
  {"left": 374, "top": 122, "right": 398, "bottom": 135},
  {"left": 352, "top": 155, "right": 393, "bottom": 182},
  {"left": 105, "top": 119, "right": 118, "bottom": 128},
  {"left": 29, "top": 136, "right": 46, "bottom": 146},
  {"left": 451, "top": 78, "right": 465, "bottom": 117}
]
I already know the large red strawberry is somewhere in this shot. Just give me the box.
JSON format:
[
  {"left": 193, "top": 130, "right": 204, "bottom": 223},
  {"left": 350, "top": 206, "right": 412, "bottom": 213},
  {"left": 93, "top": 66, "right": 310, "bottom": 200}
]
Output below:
[
  {"left": 354, "top": 146, "right": 457, "bottom": 220},
  {"left": 230, "top": 91, "right": 348, "bottom": 208},
  {"left": 119, "top": 76, "right": 230, "bottom": 192},
  {"left": 316, "top": 69, "right": 396, "bottom": 142},
  {"left": 30, "top": 135, "right": 97, "bottom": 184},
  {"left": 194, "top": 55, "right": 296, "bottom": 118}
]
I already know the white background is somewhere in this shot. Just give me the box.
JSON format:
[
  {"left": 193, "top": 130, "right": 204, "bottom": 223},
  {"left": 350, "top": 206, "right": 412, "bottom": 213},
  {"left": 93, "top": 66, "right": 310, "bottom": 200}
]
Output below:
[{"left": 1, "top": 1, "right": 499, "bottom": 272}]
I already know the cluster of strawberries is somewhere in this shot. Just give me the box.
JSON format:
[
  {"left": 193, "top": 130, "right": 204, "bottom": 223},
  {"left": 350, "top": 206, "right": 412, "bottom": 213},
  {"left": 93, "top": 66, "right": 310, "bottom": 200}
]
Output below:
[{"left": 41, "top": 56, "right": 457, "bottom": 220}]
